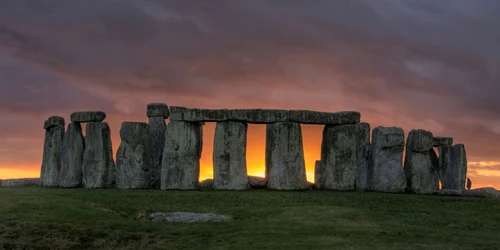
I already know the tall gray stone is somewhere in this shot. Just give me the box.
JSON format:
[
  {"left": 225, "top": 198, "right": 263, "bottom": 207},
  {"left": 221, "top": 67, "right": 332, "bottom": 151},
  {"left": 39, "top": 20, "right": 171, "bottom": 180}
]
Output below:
[
  {"left": 265, "top": 122, "right": 307, "bottom": 190},
  {"left": 161, "top": 121, "right": 202, "bottom": 190},
  {"left": 319, "top": 124, "right": 357, "bottom": 190},
  {"left": 314, "top": 160, "right": 322, "bottom": 189},
  {"left": 213, "top": 121, "right": 248, "bottom": 190},
  {"left": 370, "top": 126, "right": 406, "bottom": 192},
  {"left": 442, "top": 144, "right": 467, "bottom": 191},
  {"left": 355, "top": 123, "right": 371, "bottom": 191},
  {"left": 116, "top": 122, "right": 152, "bottom": 189},
  {"left": 82, "top": 122, "right": 114, "bottom": 188},
  {"left": 58, "top": 123, "right": 85, "bottom": 187},
  {"left": 70, "top": 111, "right": 106, "bottom": 123},
  {"left": 149, "top": 116, "right": 166, "bottom": 189},
  {"left": 107, "top": 134, "right": 116, "bottom": 188},
  {"left": 40, "top": 116, "right": 65, "bottom": 187},
  {"left": 404, "top": 129, "right": 438, "bottom": 194}
]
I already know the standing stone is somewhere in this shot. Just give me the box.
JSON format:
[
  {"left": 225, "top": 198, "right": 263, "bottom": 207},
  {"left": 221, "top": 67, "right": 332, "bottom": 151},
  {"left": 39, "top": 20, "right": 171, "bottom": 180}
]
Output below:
[
  {"left": 116, "top": 122, "right": 152, "bottom": 189},
  {"left": 82, "top": 122, "right": 114, "bottom": 188},
  {"left": 161, "top": 121, "right": 202, "bottom": 190},
  {"left": 147, "top": 103, "right": 169, "bottom": 189},
  {"left": 314, "top": 160, "right": 322, "bottom": 189},
  {"left": 404, "top": 129, "right": 438, "bottom": 194},
  {"left": 319, "top": 124, "right": 357, "bottom": 190},
  {"left": 355, "top": 123, "right": 371, "bottom": 191},
  {"left": 107, "top": 135, "right": 116, "bottom": 188},
  {"left": 265, "top": 122, "right": 308, "bottom": 190},
  {"left": 213, "top": 121, "right": 248, "bottom": 190},
  {"left": 370, "top": 126, "right": 406, "bottom": 192},
  {"left": 58, "top": 123, "right": 85, "bottom": 187},
  {"left": 40, "top": 116, "right": 65, "bottom": 187},
  {"left": 443, "top": 144, "right": 467, "bottom": 191}
]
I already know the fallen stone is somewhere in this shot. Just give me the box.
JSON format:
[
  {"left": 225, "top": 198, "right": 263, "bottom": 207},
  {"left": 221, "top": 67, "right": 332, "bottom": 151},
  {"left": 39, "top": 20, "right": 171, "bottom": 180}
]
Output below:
[
  {"left": 147, "top": 103, "right": 170, "bottom": 118},
  {"left": 149, "top": 116, "right": 166, "bottom": 189},
  {"left": 355, "top": 123, "right": 371, "bottom": 191},
  {"left": 116, "top": 122, "right": 152, "bottom": 189},
  {"left": 404, "top": 129, "right": 439, "bottom": 194},
  {"left": 464, "top": 187, "right": 499, "bottom": 199},
  {"left": 82, "top": 122, "right": 114, "bottom": 188},
  {"left": 149, "top": 212, "right": 231, "bottom": 223},
  {"left": 288, "top": 110, "right": 360, "bottom": 125},
  {"left": 41, "top": 121, "right": 65, "bottom": 187},
  {"left": 446, "top": 144, "right": 468, "bottom": 191},
  {"left": 434, "top": 189, "right": 464, "bottom": 196},
  {"left": 161, "top": 121, "right": 203, "bottom": 190},
  {"left": 59, "top": 123, "right": 85, "bottom": 188},
  {"left": 228, "top": 109, "right": 289, "bottom": 123},
  {"left": 266, "top": 122, "right": 308, "bottom": 190},
  {"left": 43, "top": 116, "right": 65, "bottom": 129},
  {"left": 370, "top": 126, "right": 406, "bottom": 193},
  {"left": 70, "top": 111, "right": 106, "bottom": 123},
  {"left": 0, "top": 178, "right": 40, "bottom": 187},
  {"left": 199, "top": 179, "right": 214, "bottom": 189},
  {"left": 213, "top": 121, "right": 248, "bottom": 190},
  {"left": 170, "top": 106, "right": 228, "bottom": 122},
  {"left": 433, "top": 137, "right": 453, "bottom": 147},
  {"left": 319, "top": 124, "right": 357, "bottom": 190},
  {"left": 248, "top": 176, "right": 267, "bottom": 189}
]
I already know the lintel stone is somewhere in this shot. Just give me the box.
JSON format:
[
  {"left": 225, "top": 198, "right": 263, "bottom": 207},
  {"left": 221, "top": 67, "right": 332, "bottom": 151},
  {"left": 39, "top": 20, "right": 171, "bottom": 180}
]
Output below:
[
  {"left": 71, "top": 111, "right": 106, "bottom": 123},
  {"left": 147, "top": 103, "right": 170, "bottom": 118}
]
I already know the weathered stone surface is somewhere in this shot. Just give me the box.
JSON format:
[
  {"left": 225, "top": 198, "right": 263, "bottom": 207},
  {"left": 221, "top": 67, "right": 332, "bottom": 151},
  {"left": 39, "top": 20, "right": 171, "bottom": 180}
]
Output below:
[
  {"left": 248, "top": 176, "right": 267, "bottom": 189},
  {"left": 149, "top": 116, "right": 166, "bottom": 189},
  {"left": 161, "top": 121, "right": 202, "bottom": 190},
  {"left": 464, "top": 187, "right": 499, "bottom": 199},
  {"left": 314, "top": 160, "right": 322, "bottom": 189},
  {"left": 70, "top": 111, "right": 106, "bottom": 123},
  {"left": 40, "top": 123, "right": 65, "bottom": 187},
  {"left": 433, "top": 137, "right": 453, "bottom": 147},
  {"left": 370, "top": 126, "right": 406, "bottom": 192},
  {"left": 289, "top": 110, "right": 360, "bottom": 125},
  {"left": 170, "top": 106, "right": 228, "bottom": 122},
  {"left": 319, "top": 124, "right": 357, "bottom": 190},
  {"left": 82, "top": 122, "right": 114, "bottom": 188},
  {"left": 59, "top": 123, "right": 85, "bottom": 187},
  {"left": 434, "top": 189, "right": 463, "bottom": 196},
  {"left": 442, "top": 144, "right": 467, "bottom": 191},
  {"left": 0, "top": 178, "right": 40, "bottom": 187},
  {"left": 355, "top": 123, "right": 371, "bottom": 191},
  {"left": 199, "top": 179, "right": 214, "bottom": 189},
  {"left": 116, "top": 122, "right": 152, "bottom": 189},
  {"left": 149, "top": 212, "right": 231, "bottom": 223},
  {"left": 404, "top": 129, "right": 438, "bottom": 194},
  {"left": 228, "top": 109, "right": 289, "bottom": 123},
  {"left": 147, "top": 103, "right": 170, "bottom": 118},
  {"left": 43, "top": 116, "right": 65, "bottom": 129},
  {"left": 107, "top": 135, "right": 116, "bottom": 188},
  {"left": 265, "top": 122, "right": 308, "bottom": 190},
  {"left": 213, "top": 121, "right": 248, "bottom": 190}
]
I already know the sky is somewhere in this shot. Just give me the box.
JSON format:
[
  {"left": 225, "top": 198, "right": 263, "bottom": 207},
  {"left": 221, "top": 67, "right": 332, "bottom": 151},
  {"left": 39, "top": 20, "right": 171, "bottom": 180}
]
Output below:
[{"left": 0, "top": 0, "right": 499, "bottom": 189}]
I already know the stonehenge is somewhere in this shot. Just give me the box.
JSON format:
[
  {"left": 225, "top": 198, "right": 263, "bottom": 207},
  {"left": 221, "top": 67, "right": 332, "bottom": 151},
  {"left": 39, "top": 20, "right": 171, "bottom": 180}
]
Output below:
[{"left": 36, "top": 105, "right": 469, "bottom": 196}]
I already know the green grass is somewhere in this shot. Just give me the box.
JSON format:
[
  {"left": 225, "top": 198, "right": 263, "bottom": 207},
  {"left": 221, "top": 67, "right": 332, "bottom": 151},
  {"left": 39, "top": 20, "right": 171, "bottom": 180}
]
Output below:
[{"left": 0, "top": 188, "right": 499, "bottom": 250}]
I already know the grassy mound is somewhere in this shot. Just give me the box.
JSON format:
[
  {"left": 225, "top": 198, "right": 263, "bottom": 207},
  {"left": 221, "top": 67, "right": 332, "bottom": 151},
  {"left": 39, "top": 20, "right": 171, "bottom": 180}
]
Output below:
[{"left": 0, "top": 188, "right": 498, "bottom": 249}]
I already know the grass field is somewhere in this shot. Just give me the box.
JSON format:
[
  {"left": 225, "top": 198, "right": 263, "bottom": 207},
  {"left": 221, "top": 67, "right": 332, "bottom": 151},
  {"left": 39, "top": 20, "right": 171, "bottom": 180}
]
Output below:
[{"left": 0, "top": 187, "right": 499, "bottom": 250}]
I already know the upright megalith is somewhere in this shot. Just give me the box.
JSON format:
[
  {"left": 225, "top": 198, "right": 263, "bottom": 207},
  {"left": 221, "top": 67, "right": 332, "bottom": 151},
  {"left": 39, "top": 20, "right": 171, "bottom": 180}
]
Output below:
[
  {"left": 161, "top": 121, "right": 203, "bottom": 190},
  {"left": 442, "top": 144, "right": 467, "bottom": 191},
  {"left": 82, "top": 122, "right": 114, "bottom": 188},
  {"left": 147, "top": 103, "right": 169, "bottom": 189},
  {"left": 265, "top": 122, "right": 307, "bottom": 190},
  {"left": 116, "top": 122, "right": 152, "bottom": 189},
  {"left": 70, "top": 111, "right": 106, "bottom": 123},
  {"left": 318, "top": 124, "right": 357, "bottom": 190},
  {"left": 41, "top": 116, "right": 65, "bottom": 187},
  {"left": 355, "top": 123, "right": 371, "bottom": 191},
  {"left": 213, "top": 121, "right": 248, "bottom": 190},
  {"left": 314, "top": 160, "right": 322, "bottom": 189},
  {"left": 370, "top": 126, "right": 406, "bottom": 192},
  {"left": 404, "top": 129, "right": 438, "bottom": 194},
  {"left": 58, "top": 123, "right": 85, "bottom": 187}
]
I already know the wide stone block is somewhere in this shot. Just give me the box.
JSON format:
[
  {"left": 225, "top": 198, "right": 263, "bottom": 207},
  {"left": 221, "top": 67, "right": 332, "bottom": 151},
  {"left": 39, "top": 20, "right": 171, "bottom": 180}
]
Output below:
[
  {"left": 228, "top": 109, "right": 289, "bottom": 123},
  {"left": 355, "top": 123, "right": 371, "bottom": 191},
  {"left": 170, "top": 106, "right": 228, "bottom": 122},
  {"left": 149, "top": 116, "right": 166, "bottom": 189},
  {"left": 43, "top": 116, "right": 65, "bottom": 129},
  {"left": 70, "top": 111, "right": 106, "bottom": 123},
  {"left": 433, "top": 137, "right": 453, "bottom": 147},
  {"left": 58, "top": 123, "right": 85, "bottom": 187},
  {"left": 82, "top": 122, "right": 114, "bottom": 188},
  {"left": 265, "top": 122, "right": 308, "bottom": 190},
  {"left": 288, "top": 110, "right": 360, "bottom": 125},
  {"left": 161, "top": 121, "right": 203, "bottom": 190},
  {"left": 404, "top": 129, "right": 438, "bottom": 194},
  {"left": 40, "top": 124, "right": 65, "bottom": 187},
  {"left": 370, "top": 126, "right": 406, "bottom": 192},
  {"left": 213, "top": 121, "right": 248, "bottom": 190},
  {"left": 147, "top": 103, "right": 170, "bottom": 118},
  {"left": 319, "top": 124, "right": 357, "bottom": 190},
  {"left": 116, "top": 122, "right": 152, "bottom": 189},
  {"left": 445, "top": 144, "right": 467, "bottom": 191}
]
